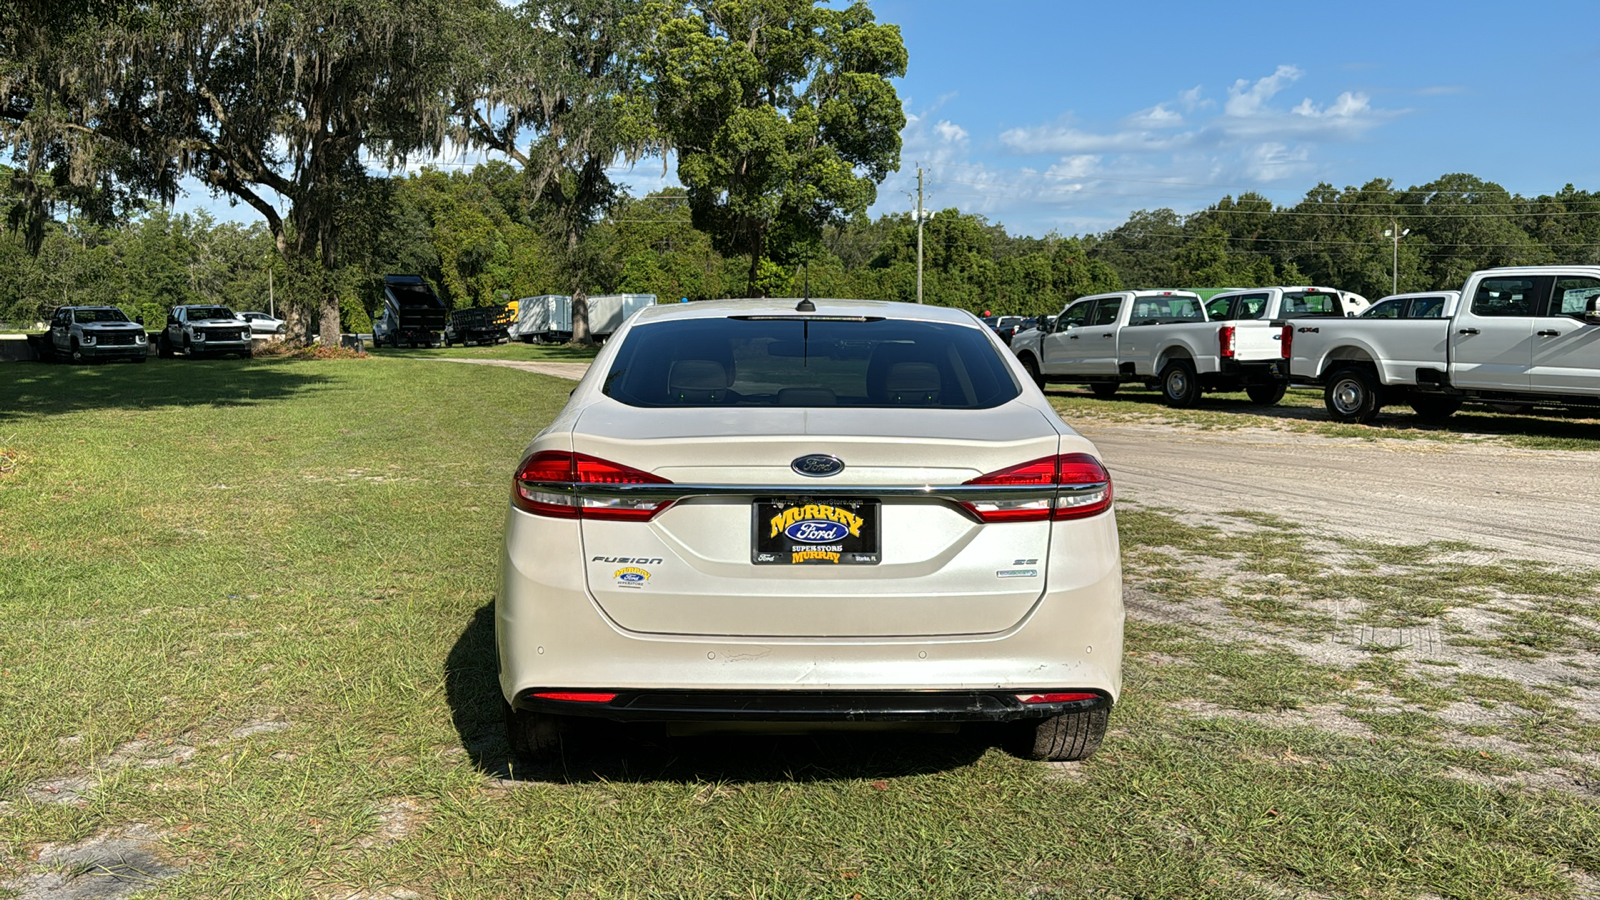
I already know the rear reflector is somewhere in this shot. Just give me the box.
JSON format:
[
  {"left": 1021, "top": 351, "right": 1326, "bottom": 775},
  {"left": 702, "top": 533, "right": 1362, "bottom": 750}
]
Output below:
[
  {"left": 532, "top": 692, "right": 618, "bottom": 703},
  {"left": 1017, "top": 692, "right": 1099, "bottom": 704},
  {"left": 513, "top": 451, "right": 676, "bottom": 521},
  {"left": 962, "top": 453, "right": 1112, "bottom": 522}
]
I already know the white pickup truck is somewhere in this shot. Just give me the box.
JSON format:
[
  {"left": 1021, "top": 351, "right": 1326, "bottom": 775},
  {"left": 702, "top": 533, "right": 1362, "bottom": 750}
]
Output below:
[
  {"left": 1285, "top": 267, "right": 1600, "bottom": 422},
  {"left": 1010, "top": 289, "right": 1296, "bottom": 407}
]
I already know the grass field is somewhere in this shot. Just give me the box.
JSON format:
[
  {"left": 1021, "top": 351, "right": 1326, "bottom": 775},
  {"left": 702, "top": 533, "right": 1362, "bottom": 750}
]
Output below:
[{"left": 2, "top": 355, "right": 1599, "bottom": 898}]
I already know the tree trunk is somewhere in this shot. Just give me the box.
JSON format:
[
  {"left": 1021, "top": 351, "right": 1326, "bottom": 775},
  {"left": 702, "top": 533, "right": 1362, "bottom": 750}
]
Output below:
[
  {"left": 570, "top": 289, "right": 593, "bottom": 345},
  {"left": 747, "top": 250, "right": 760, "bottom": 298},
  {"left": 319, "top": 293, "right": 341, "bottom": 348}
]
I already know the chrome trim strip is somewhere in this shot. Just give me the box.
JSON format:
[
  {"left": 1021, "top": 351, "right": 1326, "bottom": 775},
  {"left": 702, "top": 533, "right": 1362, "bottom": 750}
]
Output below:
[{"left": 516, "top": 481, "right": 1107, "bottom": 502}]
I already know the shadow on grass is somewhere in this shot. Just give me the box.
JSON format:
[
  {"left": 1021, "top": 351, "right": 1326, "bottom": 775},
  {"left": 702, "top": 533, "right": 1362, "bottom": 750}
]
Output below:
[
  {"left": 1047, "top": 384, "right": 1600, "bottom": 447},
  {"left": 445, "top": 602, "right": 992, "bottom": 785},
  {"left": 0, "top": 357, "right": 332, "bottom": 422}
]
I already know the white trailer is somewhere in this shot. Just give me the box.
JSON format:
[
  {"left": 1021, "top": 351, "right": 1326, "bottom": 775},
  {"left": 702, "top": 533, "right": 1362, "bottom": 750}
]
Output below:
[
  {"left": 584, "top": 294, "right": 656, "bottom": 339},
  {"left": 509, "top": 295, "right": 572, "bottom": 343}
]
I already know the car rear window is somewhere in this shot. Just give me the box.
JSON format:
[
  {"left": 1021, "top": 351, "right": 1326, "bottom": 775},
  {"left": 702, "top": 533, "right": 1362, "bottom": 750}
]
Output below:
[{"left": 602, "top": 317, "right": 1021, "bottom": 408}]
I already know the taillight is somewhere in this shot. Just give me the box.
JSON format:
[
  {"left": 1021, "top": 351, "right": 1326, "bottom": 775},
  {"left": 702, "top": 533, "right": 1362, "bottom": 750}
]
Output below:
[
  {"left": 531, "top": 691, "right": 618, "bottom": 703},
  {"left": 1219, "top": 325, "right": 1235, "bottom": 359},
  {"left": 1280, "top": 323, "right": 1293, "bottom": 359},
  {"left": 962, "top": 453, "right": 1112, "bottom": 522},
  {"left": 512, "top": 451, "right": 675, "bottom": 521}
]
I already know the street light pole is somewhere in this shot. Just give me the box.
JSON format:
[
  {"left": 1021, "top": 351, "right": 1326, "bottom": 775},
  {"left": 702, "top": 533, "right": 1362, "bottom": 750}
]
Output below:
[
  {"left": 1383, "top": 220, "right": 1411, "bottom": 295},
  {"left": 915, "top": 165, "right": 925, "bottom": 304}
]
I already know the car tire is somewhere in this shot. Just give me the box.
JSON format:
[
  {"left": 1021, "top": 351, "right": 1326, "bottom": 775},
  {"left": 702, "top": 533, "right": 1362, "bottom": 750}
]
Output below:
[
  {"left": 1089, "top": 382, "right": 1119, "bottom": 400},
  {"left": 1245, "top": 383, "right": 1286, "bottom": 405},
  {"left": 158, "top": 336, "right": 174, "bottom": 359},
  {"left": 1410, "top": 395, "right": 1461, "bottom": 422},
  {"left": 1324, "top": 366, "right": 1382, "bottom": 424},
  {"left": 69, "top": 339, "right": 85, "bottom": 364},
  {"left": 239, "top": 349, "right": 253, "bottom": 360},
  {"left": 1020, "top": 354, "right": 1045, "bottom": 391},
  {"left": 504, "top": 700, "right": 567, "bottom": 765},
  {"left": 1008, "top": 706, "right": 1108, "bottom": 762},
  {"left": 133, "top": 354, "right": 147, "bottom": 364},
  {"left": 1159, "top": 359, "right": 1201, "bottom": 408}
]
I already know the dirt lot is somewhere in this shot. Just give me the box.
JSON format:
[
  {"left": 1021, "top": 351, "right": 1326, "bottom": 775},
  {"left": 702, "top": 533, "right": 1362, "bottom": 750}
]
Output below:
[{"left": 1083, "top": 421, "right": 1600, "bottom": 568}]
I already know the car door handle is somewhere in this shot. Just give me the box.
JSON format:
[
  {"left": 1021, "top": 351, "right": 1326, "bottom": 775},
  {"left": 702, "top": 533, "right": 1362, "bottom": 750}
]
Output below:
[
  {"left": 1101, "top": 332, "right": 1113, "bottom": 338},
  {"left": 1457, "top": 328, "right": 1480, "bottom": 335},
  {"left": 1067, "top": 334, "right": 1079, "bottom": 340},
  {"left": 1537, "top": 330, "right": 1561, "bottom": 337}
]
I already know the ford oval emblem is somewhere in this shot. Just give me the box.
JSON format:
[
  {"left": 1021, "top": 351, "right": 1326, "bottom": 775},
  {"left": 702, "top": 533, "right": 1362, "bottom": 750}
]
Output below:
[
  {"left": 784, "top": 519, "right": 850, "bottom": 543},
  {"left": 791, "top": 454, "right": 844, "bottom": 477}
]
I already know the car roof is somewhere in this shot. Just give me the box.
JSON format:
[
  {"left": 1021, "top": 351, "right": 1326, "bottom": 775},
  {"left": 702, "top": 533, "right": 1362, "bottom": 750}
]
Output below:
[
  {"left": 64, "top": 306, "right": 122, "bottom": 311},
  {"left": 629, "top": 298, "right": 982, "bottom": 326}
]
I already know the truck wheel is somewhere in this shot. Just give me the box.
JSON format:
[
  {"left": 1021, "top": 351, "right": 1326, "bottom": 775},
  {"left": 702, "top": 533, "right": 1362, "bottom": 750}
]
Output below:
[
  {"left": 69, "top": 339, "right": 85, "bottom": 364},
  {"left": 1007, "top": 706, "right": 1108, "bottom": 761},
  {"left": 1020, "top": 355, "right": 1045, "bottom": 390},
  {"left": 1246, "top": 383, "right": 1286, "bottom": 405},
  {"left": 1089, "top": 382, "right": 1119, "bottom": 400},
  {"left": 1159, "top": 360, "right": 1201, "bottom": 408},
  {"left": 1410, "top": 396, "right": 1461, "bottom": 422},
  {"left": 1324, "top": 367, "right": 1382, "bottom": 424},
  {"left": 133, "top": 354, "right": 147, "bottom": 364}
]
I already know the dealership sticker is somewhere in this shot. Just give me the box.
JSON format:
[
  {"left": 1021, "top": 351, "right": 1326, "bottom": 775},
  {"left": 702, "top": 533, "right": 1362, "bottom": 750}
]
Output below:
[{"left": 613, "top": 566, "right": 652, "bottom": 588}]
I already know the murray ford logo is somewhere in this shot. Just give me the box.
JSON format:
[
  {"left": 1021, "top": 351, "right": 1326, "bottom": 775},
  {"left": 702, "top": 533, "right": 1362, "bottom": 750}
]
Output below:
[
  {"left": 784, "top": 519, "right": 851, "bottom": 543},
  {"left": 791, "top": 454, "right": 844, "bottom": 477}
]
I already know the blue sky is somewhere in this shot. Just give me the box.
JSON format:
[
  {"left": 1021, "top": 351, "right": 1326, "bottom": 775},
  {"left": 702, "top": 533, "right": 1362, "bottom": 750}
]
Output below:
[
  {"left": 183, "top": 0, "right": 1600, "bottom": 239},
  {"left": 846, "top": 0, "right": 1600, "bottom": 236}
]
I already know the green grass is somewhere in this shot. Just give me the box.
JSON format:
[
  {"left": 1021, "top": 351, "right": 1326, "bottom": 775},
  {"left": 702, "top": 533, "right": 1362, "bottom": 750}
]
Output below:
[
  {"left": 3, "top": 356, "right": 1600, "bottom": 897},
  {"left": 1046, "top": 383, "right": 1600, "bottom": 451}
]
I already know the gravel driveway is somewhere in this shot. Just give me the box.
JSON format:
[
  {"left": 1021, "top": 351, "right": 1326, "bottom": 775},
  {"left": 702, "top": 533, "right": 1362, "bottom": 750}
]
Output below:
[{"left": 1079, "top": 422, "right": 1600, "bottom": 568}]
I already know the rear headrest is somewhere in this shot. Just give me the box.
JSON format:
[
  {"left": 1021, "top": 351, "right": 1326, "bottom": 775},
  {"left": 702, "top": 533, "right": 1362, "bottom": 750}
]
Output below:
[
  {"left": 881, "top": 361, "right": 941, "bottom": 405},
  {"left": 667, "top": 359, "right": 730, "bottom": 403}
]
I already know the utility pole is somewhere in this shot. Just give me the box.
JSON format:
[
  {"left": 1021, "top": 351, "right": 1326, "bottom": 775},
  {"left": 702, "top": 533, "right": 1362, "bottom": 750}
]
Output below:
[
  {"left": 915, "top": 165, "right": 925, "bottom": 304},
  {"left": 1383, "top": 219, "right": 1410, "bottom": 295}
]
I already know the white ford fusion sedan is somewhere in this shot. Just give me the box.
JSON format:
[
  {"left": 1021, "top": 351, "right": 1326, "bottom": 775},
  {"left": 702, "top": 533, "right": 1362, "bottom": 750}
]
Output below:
[{"left": 498, "top": 298, "right": 1123, "bottom": 762}]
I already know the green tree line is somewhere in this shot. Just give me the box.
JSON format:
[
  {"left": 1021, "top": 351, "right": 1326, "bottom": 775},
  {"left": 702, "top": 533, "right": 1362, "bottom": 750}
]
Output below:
[{"left": 5, "top": 167, "right": 1599, "bottom": 329}]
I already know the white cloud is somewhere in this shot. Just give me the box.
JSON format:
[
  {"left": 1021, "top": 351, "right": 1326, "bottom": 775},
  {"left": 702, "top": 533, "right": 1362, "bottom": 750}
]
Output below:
[
  {"left": 933, "top": 120, "right": 969, "bottom": 143},
  {"left": 1224, "top": 65, "right": 1302, "bottom": 117},
  {"left": 1241, "top": 142, "right": 1312, "bottom": 182},
  {"left": 1129, "top": 103, "right": 1183, "bottom": 128}
]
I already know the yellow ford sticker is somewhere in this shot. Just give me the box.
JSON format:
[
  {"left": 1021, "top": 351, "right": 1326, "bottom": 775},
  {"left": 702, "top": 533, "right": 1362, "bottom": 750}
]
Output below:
[{"left": 613, "top": 566, "right": 651, "bottom": 588}]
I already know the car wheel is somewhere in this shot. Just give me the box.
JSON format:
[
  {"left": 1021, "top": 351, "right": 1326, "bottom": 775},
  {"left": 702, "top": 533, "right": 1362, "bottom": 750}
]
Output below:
[
  {"left": 1410, "top": 395, "right": 1461, "bottom": 422},
  {"left": 69, "top": 339, "right": 85, "bottom": 364},
  {"left": 1245, "top": 383, "right": 1286, "bottom": 405},
  {"left": 504, "top": 700, "right": 567, "bottom": 765},
  {"left": 1159, "top": 359, "right": 1201, "bottom": 408},
  {"left": 158, "top": 336, "right": 174, "bottom": 359},
  {"left": 239, "top": 348, "right": 253, "bottom": 360},
  {"left": 133, "top": 354, "right": 147, "bottom": 364},
  {"left": 1089, "top": 382, "right": 1119, "bottom": 400},
  {"left": 1324, "top": 366, "right": 1382, "bottom": 424},
  {"left": 1020, "top": 354, "right": 1045, "bottom": 390},
  {"left": 1008, "top": 706, "right": 1108, "bottom": 762}
]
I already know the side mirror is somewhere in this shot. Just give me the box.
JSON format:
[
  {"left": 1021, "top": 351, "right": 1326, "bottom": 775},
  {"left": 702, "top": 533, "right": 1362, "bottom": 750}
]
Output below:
[{"left": 1585, "top": 297, "right": 1600, "bottom": 326}]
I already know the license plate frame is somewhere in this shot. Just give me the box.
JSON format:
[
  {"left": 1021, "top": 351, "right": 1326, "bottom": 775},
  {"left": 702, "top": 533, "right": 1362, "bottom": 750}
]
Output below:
[{"left": 752, "top": 498, "right": 880, "bottom": 565}]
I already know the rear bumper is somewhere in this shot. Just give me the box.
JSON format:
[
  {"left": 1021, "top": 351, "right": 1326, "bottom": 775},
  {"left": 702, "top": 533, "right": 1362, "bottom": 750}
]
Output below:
[
  {"left": 511, "top": 688, "right": 1109, "bottom": 723},
  {"left": 1214, "top": 358, "right": 1287, "bottom": 382},
  {"left": 497, "top": 508, "right": 1125, "bottom": 709}
]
